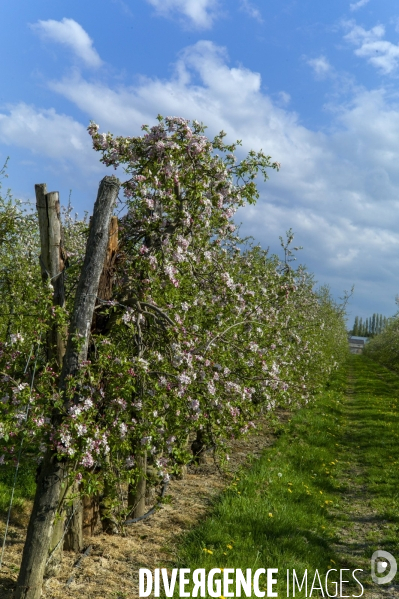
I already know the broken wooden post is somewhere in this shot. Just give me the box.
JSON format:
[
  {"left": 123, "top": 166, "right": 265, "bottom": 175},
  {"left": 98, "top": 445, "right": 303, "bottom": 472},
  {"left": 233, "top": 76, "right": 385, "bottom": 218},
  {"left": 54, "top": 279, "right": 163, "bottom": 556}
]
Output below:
[
  {"left": 35, "top": 185, "right": 66, "bottom": 367},
  {"left": 15, "top": 176, "right": 120, "bottom": 599},
  {"left": 35, "top": 185, "right": 68, "bottom": 570}
]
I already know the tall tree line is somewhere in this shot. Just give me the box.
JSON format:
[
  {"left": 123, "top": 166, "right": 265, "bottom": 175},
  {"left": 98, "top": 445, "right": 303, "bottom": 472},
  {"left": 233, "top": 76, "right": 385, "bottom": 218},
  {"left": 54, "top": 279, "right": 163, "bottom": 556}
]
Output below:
[{"left": 351, "top": 313, "right": 388, "bottom": 337}]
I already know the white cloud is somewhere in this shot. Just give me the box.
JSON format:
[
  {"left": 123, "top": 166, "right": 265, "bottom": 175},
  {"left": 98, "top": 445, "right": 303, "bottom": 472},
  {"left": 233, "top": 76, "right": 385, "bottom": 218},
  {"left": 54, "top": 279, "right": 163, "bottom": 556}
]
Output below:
[
  {"left": 240, "top": 0, "right": 263, "bottom": 23},
  {"left": 350, "top": 0, "right": 371, "bottom": 12},
  {"left": 48, "top": 41, "right": 265, "bottom": 133},
  {"left": 277, "top": 91, "right": 291, "bottom": 106},
  {"left": 344, "top": 21, "right": 399, "bottom": 74},
  {"left": 30, "top": 18, "right": 103, "bottom": 68},
  {"left": 393, "top": 17, "right": 399, "bottom": 34},
  {"left": 146, "top": 0, "right": 219, "bottom": 29},
  {"left": 0, "top": 103, "right": 102, "bottom": 173},
  {"left": 4, "top": 40, "right": 399, "bottom": 317},
  {"left": 307, "top": 56, "right": 332, "bottom": 78},
  {"left": 112, "top": 0, "right": 134, "bottom": 17}
]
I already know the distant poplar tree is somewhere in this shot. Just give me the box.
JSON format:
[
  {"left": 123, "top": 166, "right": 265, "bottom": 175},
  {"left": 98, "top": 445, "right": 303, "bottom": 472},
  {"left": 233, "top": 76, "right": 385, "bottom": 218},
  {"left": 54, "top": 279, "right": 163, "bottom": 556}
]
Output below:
[
  {"left": 353, "top": 316, "right": 359, "bottom": 335},
  {"left": 351, "top": 313, "right": 389, "bottom": 337}
]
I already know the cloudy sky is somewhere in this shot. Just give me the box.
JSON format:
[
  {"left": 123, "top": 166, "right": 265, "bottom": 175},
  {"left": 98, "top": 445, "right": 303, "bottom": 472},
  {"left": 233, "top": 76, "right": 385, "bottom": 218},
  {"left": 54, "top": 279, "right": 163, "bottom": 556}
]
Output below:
[{"left": 2, "top": 0, "right": 399, "bottom": 325}]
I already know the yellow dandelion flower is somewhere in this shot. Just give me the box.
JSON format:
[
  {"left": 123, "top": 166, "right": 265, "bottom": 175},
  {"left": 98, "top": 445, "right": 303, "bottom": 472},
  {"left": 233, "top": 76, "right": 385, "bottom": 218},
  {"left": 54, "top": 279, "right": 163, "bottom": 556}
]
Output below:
[
  {"left": 288, "top": 489, "right": 292, "bottom": 493},
  {"left": 226, "top": 544, "right": 233, "bottom": 550},
  {"left": 319, "top": 491, "right": 323, "bottom": 494},
  {"left": 207, "top": 550, "right": 213, "bottom": 554},
  {"left": 330, "top": 559, "right": 335, "bottom": 564},
  {"left": 268, "top": 513, "right": 273, "bottom": 517}
]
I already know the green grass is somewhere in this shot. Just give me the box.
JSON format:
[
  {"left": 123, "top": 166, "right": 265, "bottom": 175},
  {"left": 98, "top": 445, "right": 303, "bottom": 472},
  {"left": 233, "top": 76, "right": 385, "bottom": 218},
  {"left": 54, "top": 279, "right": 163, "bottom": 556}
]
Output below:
[
  {"left": 165, "top": 356, "right": 399, "bottom": 597},
  {"left": 0, "top": 454, "right": 37, "bottom": 514},
  {"left": 347, "top": 356, "right": 399, "bottom": 548},
  {"left": 3, "top": 355, "right": 399, "bottom": 597}
]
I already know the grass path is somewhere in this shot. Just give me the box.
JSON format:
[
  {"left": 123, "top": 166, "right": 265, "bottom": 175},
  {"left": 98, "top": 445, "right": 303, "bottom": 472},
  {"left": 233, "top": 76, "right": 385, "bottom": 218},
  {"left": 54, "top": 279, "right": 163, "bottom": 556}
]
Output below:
[
  {"left": 330, "top": 356, "right": 399, "bottom": 598},
  {"left": 173, "top": 355, "right": 399, "bottom": 597},
  {"left": 2, "top": 355, "right": 399, "bottom": 598}
]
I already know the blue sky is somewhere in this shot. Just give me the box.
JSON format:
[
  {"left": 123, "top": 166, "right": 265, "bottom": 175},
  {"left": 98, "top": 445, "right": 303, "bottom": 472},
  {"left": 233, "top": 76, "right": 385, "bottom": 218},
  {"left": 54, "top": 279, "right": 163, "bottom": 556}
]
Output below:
[{"left": 2, "top": 0, "right": 399, "bottom": 325}]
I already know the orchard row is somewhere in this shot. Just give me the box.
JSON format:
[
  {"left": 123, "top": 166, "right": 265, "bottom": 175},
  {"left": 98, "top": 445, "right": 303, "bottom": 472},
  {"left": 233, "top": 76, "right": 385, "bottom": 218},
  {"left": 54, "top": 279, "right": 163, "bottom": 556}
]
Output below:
[{"left": 0, "top": 118, "right": 348, "bottom": 572}]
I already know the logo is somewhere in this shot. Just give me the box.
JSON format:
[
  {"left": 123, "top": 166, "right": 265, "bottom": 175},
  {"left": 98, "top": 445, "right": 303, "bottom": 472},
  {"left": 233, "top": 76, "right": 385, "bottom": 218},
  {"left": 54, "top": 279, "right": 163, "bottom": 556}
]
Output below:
[{"left": 371, "top": 550, "right": 397, "bottom": 585}]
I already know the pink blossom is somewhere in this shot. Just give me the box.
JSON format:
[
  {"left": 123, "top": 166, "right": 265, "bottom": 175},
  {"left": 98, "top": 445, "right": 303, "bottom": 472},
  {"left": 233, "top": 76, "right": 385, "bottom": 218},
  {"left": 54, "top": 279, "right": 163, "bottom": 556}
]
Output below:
[{"left": 81, "top": 453, "right": 94, "bottom": 468}]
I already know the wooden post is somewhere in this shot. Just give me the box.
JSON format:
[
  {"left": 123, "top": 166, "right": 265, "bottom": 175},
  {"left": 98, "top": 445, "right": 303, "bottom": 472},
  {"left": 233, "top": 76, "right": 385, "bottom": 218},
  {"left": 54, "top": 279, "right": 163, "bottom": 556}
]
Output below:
[
  {"left": 36, "top": 185, "right": 83, "bottom": 556},
  {"left": 35, "top": 185, "right": 66, "bottom": 368},
  {"left": 98, "top": 216, "right": 118, "bottom": 301},
  {"left": 15, "top": 176, "right": 120, "bottom": 599},
  {"left": 35, "top": 186, "right": 67, "bottom": 570}
]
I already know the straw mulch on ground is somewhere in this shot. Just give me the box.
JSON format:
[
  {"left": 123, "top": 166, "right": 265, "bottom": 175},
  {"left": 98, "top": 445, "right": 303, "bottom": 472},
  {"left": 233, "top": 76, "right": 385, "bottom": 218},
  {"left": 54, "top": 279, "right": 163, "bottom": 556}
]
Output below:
[{"left": 0, "top": 412, "right": 287, "bottom": 599}]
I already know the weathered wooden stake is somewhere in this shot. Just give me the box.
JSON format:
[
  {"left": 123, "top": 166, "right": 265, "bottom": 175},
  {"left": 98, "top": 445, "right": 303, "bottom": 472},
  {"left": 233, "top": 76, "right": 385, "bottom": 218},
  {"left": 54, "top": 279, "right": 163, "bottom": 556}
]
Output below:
[
  {"left": 15, "top": 176, "right": 120, "bottom": 599},
  {"left": 35, "top": 185, "right": 66, "bottom": 368},
  {"left": 35, "top": 185, "right": 67, "bottom": 570}
]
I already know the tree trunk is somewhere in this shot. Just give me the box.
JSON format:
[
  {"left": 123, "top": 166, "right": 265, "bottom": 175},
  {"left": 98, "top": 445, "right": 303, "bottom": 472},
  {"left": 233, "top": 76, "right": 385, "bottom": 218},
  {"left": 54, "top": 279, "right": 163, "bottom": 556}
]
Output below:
[
  {"left": 82, "top": 494, "right": 101, "bottom": 536},
  {"left": 191, "top": 430, "right": 207, "bottom": 464},
  {"left": 128, "top": 453, "right": 147, "bottom": 518},
  {"left": 86, "top": 215, "right": 119, "bottom": 533},
  {"left": 63, "top": 216, "right": 120, "bottom": 544},
  {"left": 62, "top": 482, "right": 83, "bottom": 553},
  {"left": 99, "top": 475, "right": 119, "bottom": 534},
  {"left": 15, "top": 176, "right": 120, "bottom": 599}
]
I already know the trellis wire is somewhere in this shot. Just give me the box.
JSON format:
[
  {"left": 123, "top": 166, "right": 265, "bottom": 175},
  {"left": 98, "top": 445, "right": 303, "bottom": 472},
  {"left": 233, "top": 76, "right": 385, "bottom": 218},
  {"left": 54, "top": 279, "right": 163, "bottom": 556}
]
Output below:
[
  {"left": 0, "top": 336, "right": 41, "bottom": 571},
  {"left": 124, "top": 480, "right": 169, "bottom": 525}
]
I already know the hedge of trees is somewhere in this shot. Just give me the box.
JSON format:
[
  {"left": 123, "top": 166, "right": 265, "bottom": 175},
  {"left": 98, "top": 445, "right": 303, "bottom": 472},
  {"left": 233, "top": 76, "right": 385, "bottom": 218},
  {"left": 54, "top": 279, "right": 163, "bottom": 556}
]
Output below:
[
  {"left": 350, "top": 313, "right": 388, "bottom": 337},
  {"left": 0, "top": 117, "right": 349, "bottom": 598},
  {"left": 363, "top": 312, "right": 399, "bottom": 371}
]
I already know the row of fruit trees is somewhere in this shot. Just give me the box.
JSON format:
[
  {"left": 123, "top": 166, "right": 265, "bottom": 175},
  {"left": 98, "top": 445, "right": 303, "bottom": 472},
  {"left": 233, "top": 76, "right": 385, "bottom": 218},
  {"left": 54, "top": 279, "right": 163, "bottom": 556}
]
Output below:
[{"left": 0, "top": 116, "right": 349, "bottom": 598}]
